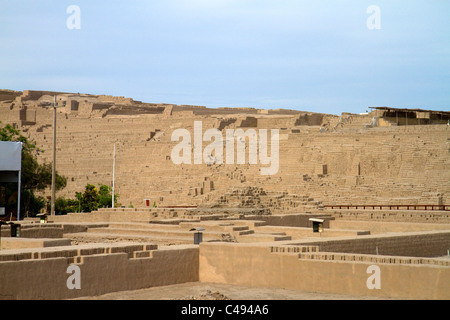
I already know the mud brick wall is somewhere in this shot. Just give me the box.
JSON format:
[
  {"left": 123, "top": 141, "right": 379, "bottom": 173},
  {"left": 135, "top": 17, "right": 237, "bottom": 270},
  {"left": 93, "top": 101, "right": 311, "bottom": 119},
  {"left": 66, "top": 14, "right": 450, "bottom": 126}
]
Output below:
[
  {"left": 0, "top": 244, "right": 198, "bottom": 299},
  {"left": 297, "top": 231, "right": 450, "bottom": 257},
  {"left": 199, "top": 242, "right": 450, "bottom": 299}
]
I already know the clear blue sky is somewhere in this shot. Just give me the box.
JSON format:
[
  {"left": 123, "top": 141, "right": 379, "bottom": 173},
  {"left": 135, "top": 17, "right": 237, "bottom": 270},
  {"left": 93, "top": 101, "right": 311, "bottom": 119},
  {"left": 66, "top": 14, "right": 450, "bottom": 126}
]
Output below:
[{"left": 1, "top": 0, "right": 449, "bottom": 115}]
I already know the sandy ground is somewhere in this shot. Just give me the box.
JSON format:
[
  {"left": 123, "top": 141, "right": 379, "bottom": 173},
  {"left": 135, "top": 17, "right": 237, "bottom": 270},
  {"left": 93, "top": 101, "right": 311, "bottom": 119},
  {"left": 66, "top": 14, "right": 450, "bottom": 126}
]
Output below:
[{"left": 76, "top": 282, "right": 394, "bottom": 300}]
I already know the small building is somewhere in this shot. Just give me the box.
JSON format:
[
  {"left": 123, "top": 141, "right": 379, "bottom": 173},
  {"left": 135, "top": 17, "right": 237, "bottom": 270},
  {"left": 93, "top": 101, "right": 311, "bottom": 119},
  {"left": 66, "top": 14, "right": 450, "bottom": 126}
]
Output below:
[{"left": 370, "top": 107, "right": 450, "bottom": 126}]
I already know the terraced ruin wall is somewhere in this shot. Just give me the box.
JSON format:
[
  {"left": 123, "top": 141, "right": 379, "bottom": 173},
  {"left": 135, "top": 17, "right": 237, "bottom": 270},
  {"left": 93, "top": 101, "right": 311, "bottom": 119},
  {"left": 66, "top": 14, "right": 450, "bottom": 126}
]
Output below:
[
  {"left": 199, "top": 241, "right": 450, "bottom": 300},
  {"left": 1, "top": 90, "right": 449, "bottom": 214}
]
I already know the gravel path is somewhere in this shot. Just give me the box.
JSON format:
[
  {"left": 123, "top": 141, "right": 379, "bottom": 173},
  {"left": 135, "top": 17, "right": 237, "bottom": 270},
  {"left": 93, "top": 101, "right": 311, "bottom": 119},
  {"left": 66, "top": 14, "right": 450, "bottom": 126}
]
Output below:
[{"left": 77, "top": 282, "right": 394, "bottom": 300}]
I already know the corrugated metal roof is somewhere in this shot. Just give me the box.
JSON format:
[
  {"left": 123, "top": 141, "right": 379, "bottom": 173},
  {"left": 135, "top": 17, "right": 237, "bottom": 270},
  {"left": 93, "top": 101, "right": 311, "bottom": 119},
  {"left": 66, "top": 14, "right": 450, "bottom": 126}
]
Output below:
[{"left": 370, "top": 106, "right": 450, "bottom": 116}]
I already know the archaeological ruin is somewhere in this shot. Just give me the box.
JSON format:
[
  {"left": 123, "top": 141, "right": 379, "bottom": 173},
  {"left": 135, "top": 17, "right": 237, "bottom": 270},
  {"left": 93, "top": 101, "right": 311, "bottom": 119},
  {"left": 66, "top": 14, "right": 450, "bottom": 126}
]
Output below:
[{"left": 0, "top": 89, "right": 449, "bottom": 300}]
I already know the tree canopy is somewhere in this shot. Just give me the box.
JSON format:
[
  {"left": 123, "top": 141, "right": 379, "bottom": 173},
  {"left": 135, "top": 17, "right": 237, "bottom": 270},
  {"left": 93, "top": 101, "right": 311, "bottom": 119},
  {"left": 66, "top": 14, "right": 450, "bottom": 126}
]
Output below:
[{"left": 0, "top": 122, "right": 67, "bottom": 218}]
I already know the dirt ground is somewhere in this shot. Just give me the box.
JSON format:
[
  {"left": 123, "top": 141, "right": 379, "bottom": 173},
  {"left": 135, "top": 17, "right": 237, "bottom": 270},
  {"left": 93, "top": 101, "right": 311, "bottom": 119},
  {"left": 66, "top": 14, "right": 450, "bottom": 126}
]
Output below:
[{"left": 76, "top": 282, "right": 394, "bottom": 300}]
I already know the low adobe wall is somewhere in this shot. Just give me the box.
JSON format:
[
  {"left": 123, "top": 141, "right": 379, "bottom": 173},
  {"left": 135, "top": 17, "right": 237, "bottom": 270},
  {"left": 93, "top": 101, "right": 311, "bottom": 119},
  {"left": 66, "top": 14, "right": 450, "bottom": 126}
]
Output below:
[
  {"left": 49, "top": 208, "right": 185, "bottom": 223},
  {"left": 2, "top": 229, "right": 449, "bottom": 299},
  {"left": 247, "top": 213, "right": 333, "bottom": 228},
  {"left": 329, "top": 209, "right": 450, "bottom": 223},
  {"left": 293, "top": 230, "right": 450, "bottom": 257},
  {"left": 0, "top": 244, "right": 198, "bottom": 300},
  {"left": 1, "top": 223, "right": 107, "bottom": 239},
  {"left": 0, "top": 238, "right": 71, "bottom": 250},
  {"left": 199, "top": 242, "right": 450, "bottom": 300},
  {"left": 330, "top": 220, "right": 450, "bottom": 234}
]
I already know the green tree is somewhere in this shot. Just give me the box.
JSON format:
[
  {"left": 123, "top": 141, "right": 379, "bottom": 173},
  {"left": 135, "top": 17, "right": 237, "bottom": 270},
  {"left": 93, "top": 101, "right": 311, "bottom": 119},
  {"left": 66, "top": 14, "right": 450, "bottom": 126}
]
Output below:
[
  {"left": 81, "top": 184, "right": 98, "bottom": 213},
  {"left": 0, "top": 122, "right": 67, "bottom": 218},
  {"left": 75, "top": 192, "right": 82, "bottom": 213},
  {"left": 55, "top": 197, "right": 68, "bottom": 215},
  {"left": 55, "top": 185, "right": 119, "bottom": 214},
  {"left": 97, "top": 184, "right": 119, "bottom": 209},
  {"left": 55, "top": 196, "right": 80, "bottom": 215}
]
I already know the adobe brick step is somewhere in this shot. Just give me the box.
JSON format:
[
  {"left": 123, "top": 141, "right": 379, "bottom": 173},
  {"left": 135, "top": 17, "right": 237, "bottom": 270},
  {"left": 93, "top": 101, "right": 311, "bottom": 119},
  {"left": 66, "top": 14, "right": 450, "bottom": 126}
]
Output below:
[
  {"left": 146, "top": 219, "right": 201, "bottom": 225},
  {"left": 107, "top": 222, "right": 181, "bottom": 230},
  {"left": 63, "top": 232, "right": 198, "bottom": 244},
  {"left": 235, "top": 229, "right": 255, "bottom": 236},
  {"left": 236, "top": 233, "right": 292, "bottom": 242},
  {"left": 178, "top": 221, "right": 252, "bottom": 233},
  {"left": 86, "top": 227, "right": 225, "bottom": 238}
]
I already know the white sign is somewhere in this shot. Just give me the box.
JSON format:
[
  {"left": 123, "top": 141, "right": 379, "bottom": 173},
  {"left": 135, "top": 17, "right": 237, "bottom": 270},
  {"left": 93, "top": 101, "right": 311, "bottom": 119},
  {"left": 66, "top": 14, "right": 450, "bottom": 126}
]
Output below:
[
  {"left": 0, "top": 207, "right": 5, "bottom": 216},
  {"left": 0, "top": 142, "right": 22, "bottom": 171}
]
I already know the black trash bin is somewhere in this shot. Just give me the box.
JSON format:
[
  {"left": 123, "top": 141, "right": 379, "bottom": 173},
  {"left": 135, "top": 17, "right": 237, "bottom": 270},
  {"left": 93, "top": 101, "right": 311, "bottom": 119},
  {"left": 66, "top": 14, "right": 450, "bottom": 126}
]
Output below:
[
  {"left": 194, "top": 232, "right": 203, "bottom": 245},
  {"left": 9, "top": 223, "right": 21, "bottom": 238},
  {"left": 309, "top": 218, "right": 324, "bottom": 234},
  {"left": 190, "top": 227, "right": 205, "bottom": 245}
]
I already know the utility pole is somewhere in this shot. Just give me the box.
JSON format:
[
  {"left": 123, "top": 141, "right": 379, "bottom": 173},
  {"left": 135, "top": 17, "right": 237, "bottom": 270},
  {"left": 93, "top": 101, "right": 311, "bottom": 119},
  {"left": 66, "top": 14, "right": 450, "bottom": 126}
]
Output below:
[
  {"left": 112, "top": 143, "right": 116, "bottom": 209},
  {"left": 40, "top": 95, "right": 64, "bottom": 217},
  {"left": 51, "top": 96, "right": 57, "bottom": 216},
  {"left": 50, "top": 96, "right": 65, "bottom": 216}
]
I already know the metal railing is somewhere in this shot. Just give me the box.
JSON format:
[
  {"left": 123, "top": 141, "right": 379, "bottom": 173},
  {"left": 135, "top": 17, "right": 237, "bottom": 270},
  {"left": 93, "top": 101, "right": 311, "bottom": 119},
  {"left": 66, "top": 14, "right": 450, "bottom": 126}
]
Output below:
[{"left": 324, "top": 205, "right": 449, "bottom": 211}]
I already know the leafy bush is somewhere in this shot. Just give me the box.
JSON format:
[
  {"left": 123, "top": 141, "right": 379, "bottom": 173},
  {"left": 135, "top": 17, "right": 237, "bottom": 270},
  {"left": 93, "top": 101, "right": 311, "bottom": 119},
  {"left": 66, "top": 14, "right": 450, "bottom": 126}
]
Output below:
[{"left": 55, "top": 184, "right": 119, "bottom": 214}]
